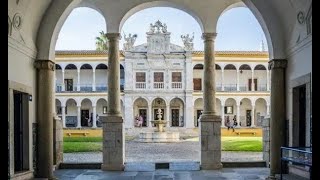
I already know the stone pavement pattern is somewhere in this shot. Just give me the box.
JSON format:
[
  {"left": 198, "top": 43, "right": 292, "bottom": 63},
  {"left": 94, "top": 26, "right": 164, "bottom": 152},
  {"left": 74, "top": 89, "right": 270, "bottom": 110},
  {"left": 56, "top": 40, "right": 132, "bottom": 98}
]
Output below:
[
  {"left": 64, "top": 141, "right": 262, "bottom": 163},
  {"left": 54, "top": 168, "right": 269, "bottom": 180}
]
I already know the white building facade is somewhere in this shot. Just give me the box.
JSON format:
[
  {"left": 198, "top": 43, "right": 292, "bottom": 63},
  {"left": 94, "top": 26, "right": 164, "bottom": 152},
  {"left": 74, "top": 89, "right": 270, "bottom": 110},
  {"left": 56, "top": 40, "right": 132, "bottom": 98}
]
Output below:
[{"left": 55, "top": 22, "right": 270, "bottom": 131}]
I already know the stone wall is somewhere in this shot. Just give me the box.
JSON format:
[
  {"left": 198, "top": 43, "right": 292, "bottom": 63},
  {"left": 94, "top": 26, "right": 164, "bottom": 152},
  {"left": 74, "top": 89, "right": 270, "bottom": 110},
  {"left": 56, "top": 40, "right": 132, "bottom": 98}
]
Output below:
[{"left": 262, "top": 116, "right": 270, "bottom": 167}]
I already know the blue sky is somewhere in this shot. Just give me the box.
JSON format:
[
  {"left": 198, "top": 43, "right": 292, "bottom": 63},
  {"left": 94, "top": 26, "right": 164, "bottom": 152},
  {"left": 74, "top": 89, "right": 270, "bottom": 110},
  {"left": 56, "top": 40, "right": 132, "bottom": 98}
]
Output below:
[{"left": 55, "top": 7, "right": 267, "bottom": 51}]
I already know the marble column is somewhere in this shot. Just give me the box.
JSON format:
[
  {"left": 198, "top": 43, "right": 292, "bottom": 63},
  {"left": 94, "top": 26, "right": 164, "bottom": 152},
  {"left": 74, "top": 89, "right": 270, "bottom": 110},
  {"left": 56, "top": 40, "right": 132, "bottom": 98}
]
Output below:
[
  {"left": 199, "top": 33, "right": 222, "bottom": 170},
  {"left": 61, "top": 70, "right": 65, "bottom": 91},
  {"left": 34, "top": 60, "right": 54, "bottom": 178},
  {"left": 236, "top": 69, "right": 240, "bottom": 91},
  {"left": 62, "top": 106, "right": 66, "bottom": 128},
  {"left": 251, "top": 105, "right": 255, "bottom": 127},
  {"left": 268, "top": 59, "right": 287, "bottom": 179},
  {"left": 102, "top": 33, "right": 124, "bottom": 171},
  {"left": 237, "top": 105, "right": 240, "bottom": 127},
  {"left": 148, "top": 104, "right": 152, "bottom": 127},
  {"left": 77, "top": 106, "right": 81, "bottom": 128},
  {"left": 221, "top": 105, "right": 225, "bottom": 127},
  {"left": 251, "top": 70, "right": 255, "bottom": 91},
  {"left": 92, "top": 106, "right": 97, "bottom": 128},
  {"left": 77, "top": 69, "right": 80, "bottom": 91},
  {"left": 92, "top": 69, "right": 96, "bottom": 91},
  {"left": 221, "top": 69, "right": 224, "bottom": 91},
  {"left": 266, "top": 69, "right": 270, "bottom": 91}
]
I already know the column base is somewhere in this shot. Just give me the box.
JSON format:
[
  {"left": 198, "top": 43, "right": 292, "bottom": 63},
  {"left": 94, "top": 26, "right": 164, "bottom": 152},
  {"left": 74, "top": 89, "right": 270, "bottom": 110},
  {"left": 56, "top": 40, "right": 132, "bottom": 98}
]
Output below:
[
  {"left": 101, "top": 164, "right": 124, "bottom": 171},
  {"left": 201, "top": 163, "right": 223, "bottom": 170},
  {"left": 265, "top": 175, "right": 277, "bottom": 180}
]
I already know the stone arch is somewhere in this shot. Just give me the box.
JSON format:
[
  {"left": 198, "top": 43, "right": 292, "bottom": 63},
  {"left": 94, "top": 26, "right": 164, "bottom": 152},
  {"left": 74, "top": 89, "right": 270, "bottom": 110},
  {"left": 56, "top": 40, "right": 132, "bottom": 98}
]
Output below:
[
  {"left": 119, "top": 1, "right": 204, "bottom": 33},
  {"left": 254, "top": 64, "right": 267, "bottom": 70},
  {"left": 133, "top": 97, "right": 149, "bottom": 127},
  {"left": 96, "top": 98, "right": 108, "bottom": 127},
  {"left": 255, "top": 98, "right": 267, "bottom": 126},
  {"left": 169, "top": 97, "right": 184, "bottom": 127},
  {"left": 193, "top": 64, "right": 204, "bottom": 69}
]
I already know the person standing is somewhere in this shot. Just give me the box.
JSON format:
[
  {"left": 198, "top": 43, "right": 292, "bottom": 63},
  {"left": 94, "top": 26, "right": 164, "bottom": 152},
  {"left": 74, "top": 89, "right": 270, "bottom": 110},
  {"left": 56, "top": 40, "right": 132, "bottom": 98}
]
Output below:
[{"left": 138, "top": 114, "right": 144, "bottom": 127}]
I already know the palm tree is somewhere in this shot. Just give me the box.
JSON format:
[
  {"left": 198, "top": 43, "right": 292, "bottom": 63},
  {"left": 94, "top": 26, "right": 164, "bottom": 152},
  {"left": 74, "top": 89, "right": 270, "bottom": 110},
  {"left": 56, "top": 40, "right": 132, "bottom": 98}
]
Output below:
[{"left": 95, "top": 31, "right": 108, "bottom": 51}]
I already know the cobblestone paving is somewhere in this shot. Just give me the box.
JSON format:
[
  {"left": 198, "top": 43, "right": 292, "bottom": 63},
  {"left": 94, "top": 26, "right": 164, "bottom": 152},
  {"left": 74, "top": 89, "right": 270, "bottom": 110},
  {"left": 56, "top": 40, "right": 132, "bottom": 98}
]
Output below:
[
  {"left": 63, "top": 141, "right": 262, "bottom": 163},
  {"left": 54, "top": 168, "right": 270, "bottom": 180}
]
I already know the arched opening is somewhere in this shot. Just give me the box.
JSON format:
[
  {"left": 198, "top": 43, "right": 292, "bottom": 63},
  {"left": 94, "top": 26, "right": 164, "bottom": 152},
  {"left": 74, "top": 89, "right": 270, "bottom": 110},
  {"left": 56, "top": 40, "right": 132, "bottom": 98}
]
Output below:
[
  {"left": 254, "top": 64, "right": 268, "bottom": 91},
  {"left": 224, "top": 98, "right": 237, "bottom": 127},
  {"left": 65, "top": 98, "right": 78, "bottom": 127},
  {"left": 55, "top": 99, "right": 62, "bottom": 117},
  {"left": 55, "top": 64, "right": 63, "bottom": 92},
  {"left": 194, "top": 98, "right": 203, "bottom": 127},
  {"left": 95, "top": 63, "right": 108, "bottom": 91},
  {"left": 80, "top": 98, "right": 93, "bottom": 127},
  {"left": 239, "top": 64, "right": 252, "bottom": 91},
  {"left": 120, "top": 64, "right": 125, "bottom": 92},
  {"left": 151, "top": 98, "right": 167, "bottom": 126},
  {"left": 255, "top": 98, "right": 268, "bottom": 126},
  {"left": 96, "top": 98, "right": 107, "bottom": 127},
  {"left": 240, "top": 98, "right": 252, "bottom": 127},
  {"left": 215, "top": 65, "right": 222, "bottom": 91},
  {"left": 133, "top": 98, "right": 148, "bottom": 127},
  {"left": 169, "top": 98, "right": 184, "bottom": 127},
  {"left": 64, "top": 64, "right": 77, "bottom": 92},
  {"left": 224, "top": 64, "right": 237, "bottom": 91},
  {"left": 80, "top": 64, "right": 93, "bottom": 91}
]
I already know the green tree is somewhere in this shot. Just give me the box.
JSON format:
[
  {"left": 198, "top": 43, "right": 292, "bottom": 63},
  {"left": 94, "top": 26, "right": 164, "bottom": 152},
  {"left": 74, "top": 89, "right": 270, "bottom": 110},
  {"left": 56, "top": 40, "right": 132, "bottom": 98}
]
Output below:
[{"left": 95, "top": 31, "right": 108, "bottom": 51}]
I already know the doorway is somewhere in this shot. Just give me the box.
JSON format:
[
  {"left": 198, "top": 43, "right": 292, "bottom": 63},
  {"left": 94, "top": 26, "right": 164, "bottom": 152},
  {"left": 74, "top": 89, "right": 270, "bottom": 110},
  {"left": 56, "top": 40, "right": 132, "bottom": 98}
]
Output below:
[
  {"left": 171, "top": 109, "right": 179, "bottom": 127},
  {"left": 81, "top": 110, "right": 89, "bottom": 127},
  {"left": 196, "top": 110, "right": 202, "bottom": 127},
  {"left": 13, "top": 91, "right": 29, "bottom": 172},
  {"left": 246, "top": 110, "right": 252, "bottom": 126},
  {"left": 139, "top": 109, "right": 147, "bottom": 127},
  {"left": 293, "top": 84, "right": 306, "bottom": 147},
  {"left": 64, "top": 79, "right": 73, "bottom": 91}
]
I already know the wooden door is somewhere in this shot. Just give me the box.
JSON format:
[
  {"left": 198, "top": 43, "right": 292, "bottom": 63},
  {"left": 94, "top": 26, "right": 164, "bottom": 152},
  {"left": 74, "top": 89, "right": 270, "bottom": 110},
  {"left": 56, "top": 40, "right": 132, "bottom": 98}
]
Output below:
[
  {"left": 193, "top": 78, "right": 202, "bottom": 91},
  {"left": 171, "top": 109, "right": 179, "bottom": 127}
]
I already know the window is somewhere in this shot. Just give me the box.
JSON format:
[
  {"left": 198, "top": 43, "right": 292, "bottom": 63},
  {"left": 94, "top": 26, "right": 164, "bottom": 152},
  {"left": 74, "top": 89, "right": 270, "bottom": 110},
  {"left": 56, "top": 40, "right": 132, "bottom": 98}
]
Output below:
[
  {"left": 154, "top": 72, "right": 164, "bottom": 82},
  {"left": 136, "top": 72, "right": 146, "bottom": 82},
  {"left": 103, "top": 106, "right": 107, "bottom": 114},
  {"left": 225, "top": 106, "right": 233, "bottom": 114},
  {"left": 172, "top": 72, "right": 181, "bottom": 82}
]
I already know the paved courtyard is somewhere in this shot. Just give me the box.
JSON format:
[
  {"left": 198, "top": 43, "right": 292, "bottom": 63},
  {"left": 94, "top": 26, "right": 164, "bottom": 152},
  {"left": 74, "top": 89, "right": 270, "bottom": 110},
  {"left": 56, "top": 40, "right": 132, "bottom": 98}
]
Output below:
[{"left": 64, "top": 140, "right": 263, "bottom": 163}]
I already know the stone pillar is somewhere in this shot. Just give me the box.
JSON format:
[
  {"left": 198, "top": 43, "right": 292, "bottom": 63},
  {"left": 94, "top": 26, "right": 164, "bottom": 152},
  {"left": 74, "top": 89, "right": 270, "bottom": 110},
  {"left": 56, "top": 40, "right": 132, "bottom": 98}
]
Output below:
[
  {"left": 77, "top": 106, "right": 81, "bottom": 128},
  {"left": 262, "top": 116, "right": 270, "bottom": 167},
  {"left": 266, "top": 69, "right": 270, "bottom": 91},
  {"left": 53, "top": 116, "right": 63, "bottom": 167},
  {"left": 236, "top": 69, "right": 240, "bottom": 91},
  {"left": 77, "top": 69, "right": 80, "bottom": 91},
  {"left": 251, "top": 105, "right": 255, "bottom": 127},
  {"left": 268, "top": 59, "right": 287, "bottom": 179},
  {"left": 251, "top": 70, "right": 255, "bottom": 91},
  {"left": 148, "top": 104, "right": 152, "bottom": 127},
  {"left": 61, "top": 106, "right": 66, "bottom": 128},
  {"left": 34, "top": 60, "right": 54, "bottom": 178},
  {"left": 61, "top": 70, "right": 65, "bottom": 91},
  {"left": 199, "top": 33, "right": 222, "bottom": 170},
  {"left": 92, "top": 106, "right": 97, "bottom": 128},
  {"left": 166, "top": 105, "right": 170, "bottom": 127},
  {"left": 92, "top": 69, "right": 96, "bottom": 91},
  {"left": 237, "top": 104, "right": 240, "bottom": 127},
  {"left": 221, "top": 69, "right": 224, "bottom": 91},
  {"left": 221, "top": 105, "right": 225, "bottom": 127},
  {"left": 102, "top": 33, "right": 124, "bottom": 171}
]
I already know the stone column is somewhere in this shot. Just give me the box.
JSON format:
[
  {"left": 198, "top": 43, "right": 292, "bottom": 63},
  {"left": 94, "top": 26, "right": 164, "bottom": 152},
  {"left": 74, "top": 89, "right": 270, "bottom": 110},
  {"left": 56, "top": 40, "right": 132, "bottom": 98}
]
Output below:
[
  {"left": 166, "top": 105, "right": 170, "bottom": 127},
  {"left": 221, "top": 105, "right": 225, "bottom": 127},
  {"left": 92, "top": 106, "right": 97, "bottom": 128},
  {"left": 236, "top": 69, "right": 240, "bottom": 91},
  {"left": 77, "top": 106, "right": 81, "bottom": 128},
  {"left": 77, "top": 69, "right": 80, "bottom": 91},
  {"left": 102, "top": 33, "right": 124, "bottom": 171},
  {"left": 251, "top": 70, "right": 255, "bottom": 91},
  {"left": 199, "top": 33, "right": 222, "bottom": 170},
  {"left": 62, "top": 106, "right": 66, "bottom": 128},
  {"left": 148, "top": 104, "right": 152, "bottom": 127},
  {"left": 221, "top": 69, "right": 224, "bottom": 91},
  {"left": 266, "top": 69, "right": 270, "bottom": 91},
  {"left": 251, "top": 105, "right": 255, "bottom": 127},
  {"left": 61, "top": 70, "right": 65, "bottom": 91},
  {"left": 268, "top": 59, "right": 287, "bottom": 179},
  {"left": 34, "top": 60, "right": 54, "bottom": 178},
  {"left": 92, "top": 69, "right": 96, "bottom": 91},
  {"left": 237, "top": 104, "right": 240, "bottom": 127}
]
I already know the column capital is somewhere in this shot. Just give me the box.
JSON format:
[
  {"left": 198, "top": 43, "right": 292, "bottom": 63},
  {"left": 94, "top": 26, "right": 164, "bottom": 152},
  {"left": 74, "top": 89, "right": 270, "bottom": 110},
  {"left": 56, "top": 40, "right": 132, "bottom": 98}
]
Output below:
[
  {"left": 106, "top": 33, "right": 121, "bottom": 41},
  {"left": 268, "top": 59, "right": 287, "bottom": 70},
  {"left": 202, "top": 33, "right": 217, "bottom": 41},
  {"left": 34, "top": 60, "right": 55, "bottom": 71}
]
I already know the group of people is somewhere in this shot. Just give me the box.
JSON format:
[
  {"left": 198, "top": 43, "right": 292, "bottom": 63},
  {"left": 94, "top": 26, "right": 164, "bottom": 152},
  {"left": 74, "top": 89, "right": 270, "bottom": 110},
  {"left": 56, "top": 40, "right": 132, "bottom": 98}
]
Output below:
[
  {"left": 135, "top": 114, "right": 144, "bottom": 127},
  {"left": 226, "top": 115, "right": 238, "bottom": 132}
]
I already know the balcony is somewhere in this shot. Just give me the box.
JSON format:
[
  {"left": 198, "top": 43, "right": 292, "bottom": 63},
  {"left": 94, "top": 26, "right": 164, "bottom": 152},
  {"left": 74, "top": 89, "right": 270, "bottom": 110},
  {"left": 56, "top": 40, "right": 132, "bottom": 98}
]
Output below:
[
  {"left": 80, "top": 84, "right": 93, "bottom": 92},
  {"left": 96, "top": 84, "right": 107, "bottom": 92},
  {"left": 257, "top": 84, "right": 267, "bottom": 91},
  {"left": 171, "top": 82, "right": 182, "bottom": 89},
  {"left": 239, "top": 84, "right": 249, "bottom": 92},
  {"left": 136, "top": 82, "right": 146, "bottom": 89},
  {"left": 154, "top": 82, "right": 164, "bottom": 89},
  {"left": 224, "top": 84, "right": 237, "bottom": 92}
]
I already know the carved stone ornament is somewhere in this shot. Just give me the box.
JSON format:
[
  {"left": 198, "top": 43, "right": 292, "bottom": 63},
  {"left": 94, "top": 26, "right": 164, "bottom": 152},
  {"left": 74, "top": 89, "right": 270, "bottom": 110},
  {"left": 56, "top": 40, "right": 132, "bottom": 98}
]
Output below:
[
  {"left": 13, "top": 13, "right": 22, "bottom": 30},
  {"left": 297, "top": 11, "right": 305, "bottom": 24},
  {"left": 268, "top": 59, "right": 287, "bottom": 70},
  {"left": 34, "top": 60, "right": 55, "bottom": 71}
]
